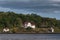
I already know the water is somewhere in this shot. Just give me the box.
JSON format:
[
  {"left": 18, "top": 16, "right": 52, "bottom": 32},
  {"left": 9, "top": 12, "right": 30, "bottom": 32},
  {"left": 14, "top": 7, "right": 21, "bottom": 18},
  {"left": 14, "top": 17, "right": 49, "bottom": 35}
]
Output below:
[{"left": 0, "top": 34, "right": 60, "bottom": 40}]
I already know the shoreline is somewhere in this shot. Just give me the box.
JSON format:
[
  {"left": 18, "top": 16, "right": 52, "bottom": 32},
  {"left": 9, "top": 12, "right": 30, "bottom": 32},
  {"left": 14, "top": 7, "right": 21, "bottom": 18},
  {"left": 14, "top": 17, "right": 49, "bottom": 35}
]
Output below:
[{"left": 0, "top": 33, "right": 60, "bottom": 34}]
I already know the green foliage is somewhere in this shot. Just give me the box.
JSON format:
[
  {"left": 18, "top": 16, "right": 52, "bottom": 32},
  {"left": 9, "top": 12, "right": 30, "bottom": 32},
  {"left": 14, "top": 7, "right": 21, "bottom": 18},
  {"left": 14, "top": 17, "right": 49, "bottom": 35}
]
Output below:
[
  {"left": 0, "top": 12, "right": 60, "bottom": 33},
  {"left": 0, "top": 12, "right": 23, "bottom": 28},
  {"left": 26, "top": 27, "right": 33, "bottom": 32}
]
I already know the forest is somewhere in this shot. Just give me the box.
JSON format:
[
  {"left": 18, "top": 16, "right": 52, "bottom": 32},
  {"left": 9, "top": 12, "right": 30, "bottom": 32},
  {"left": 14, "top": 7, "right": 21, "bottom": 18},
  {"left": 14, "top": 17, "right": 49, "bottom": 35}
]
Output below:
[{"left": 0, "top": 12, "right": 60, "bottom": 33}]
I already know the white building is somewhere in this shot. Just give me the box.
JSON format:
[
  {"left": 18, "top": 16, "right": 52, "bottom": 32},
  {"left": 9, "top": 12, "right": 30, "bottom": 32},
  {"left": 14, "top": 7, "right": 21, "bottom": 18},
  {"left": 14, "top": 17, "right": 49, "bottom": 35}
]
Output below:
[
  {"left": 51, "top": 27, "right": 54, "bottom": 32},
  {"left": 3, "top": 28, "right": 10, "bottom": 32},
  {"left": 24, "top": 22, "right": 35, "bottom": 29}
]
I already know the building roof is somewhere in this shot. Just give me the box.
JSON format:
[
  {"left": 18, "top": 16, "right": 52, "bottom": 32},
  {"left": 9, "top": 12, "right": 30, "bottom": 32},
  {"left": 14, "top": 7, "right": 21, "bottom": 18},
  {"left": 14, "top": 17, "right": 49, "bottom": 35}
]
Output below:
[{"left": 24, "top": 21, "right": 35, "bottom": 25}]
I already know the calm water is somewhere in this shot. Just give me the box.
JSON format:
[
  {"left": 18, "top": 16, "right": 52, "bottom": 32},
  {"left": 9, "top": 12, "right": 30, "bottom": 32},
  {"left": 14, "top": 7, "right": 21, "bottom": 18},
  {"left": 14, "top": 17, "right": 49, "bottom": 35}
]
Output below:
[{"left": 0, "top": 34, "right": 60, "bottom": 40}]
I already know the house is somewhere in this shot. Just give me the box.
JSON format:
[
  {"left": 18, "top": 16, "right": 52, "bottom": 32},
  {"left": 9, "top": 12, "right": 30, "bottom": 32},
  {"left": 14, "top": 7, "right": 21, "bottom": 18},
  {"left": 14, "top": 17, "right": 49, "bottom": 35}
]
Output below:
[
  {"left": 3, "top": 27, "right": 10, "bottom": 32},
  {"left": 51, "top": 27, "right": 54, "bottom": 32},
  {"left": 24, "top": 22, "right": 35, "bottom": 29}
]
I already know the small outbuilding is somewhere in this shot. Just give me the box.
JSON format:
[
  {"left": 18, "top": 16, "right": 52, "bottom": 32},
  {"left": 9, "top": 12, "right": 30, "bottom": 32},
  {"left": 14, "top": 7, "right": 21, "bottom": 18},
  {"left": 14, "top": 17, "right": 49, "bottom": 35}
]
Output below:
[
  {"left": 51, "top": 27, "right": 54, "bottom": 32},
  {"left": 3, "top": 27, "right": 10, "bottom": 33}
]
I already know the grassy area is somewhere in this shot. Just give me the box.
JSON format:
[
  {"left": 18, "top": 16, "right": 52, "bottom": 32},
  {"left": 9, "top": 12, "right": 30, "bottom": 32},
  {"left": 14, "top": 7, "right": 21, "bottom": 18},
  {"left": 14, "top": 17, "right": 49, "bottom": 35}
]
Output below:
[{"left": 54, "top": 27, "right": 60, "bottom": 33}]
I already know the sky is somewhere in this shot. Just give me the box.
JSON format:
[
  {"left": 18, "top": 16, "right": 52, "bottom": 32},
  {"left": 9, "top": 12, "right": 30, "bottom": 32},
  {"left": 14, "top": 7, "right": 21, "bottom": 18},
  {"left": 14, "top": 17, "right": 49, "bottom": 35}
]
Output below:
[{"left": 0, "top": 0, "right": 60, "bottom": 20}]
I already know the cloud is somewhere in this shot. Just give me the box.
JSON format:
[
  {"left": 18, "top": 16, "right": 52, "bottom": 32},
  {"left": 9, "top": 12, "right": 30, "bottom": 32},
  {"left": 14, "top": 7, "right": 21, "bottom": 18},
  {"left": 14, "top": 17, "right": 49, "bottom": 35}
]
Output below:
[
  {"left": 0, "top": 0, "right": 34, "bottom": 3},
  {"left": 0, "top": 0, "right": 60, "bottom": 5},
  {"left": 0, "top": 6, "right": 60, "bottom": 20},
  {"left": 50, "top": 0, "right": 60, "bottom": 2},
  {"left": 0, "top": 0, "right": 60, "bottom": 13},
  {"left": 0, "top": 7, "right": 36, "bottom": 14},
  {"left": 0, "top": 0, "right": 60, "bottom": 3},
  {"left": 0, "top": 0, "right": 60, "bottom": 19}
]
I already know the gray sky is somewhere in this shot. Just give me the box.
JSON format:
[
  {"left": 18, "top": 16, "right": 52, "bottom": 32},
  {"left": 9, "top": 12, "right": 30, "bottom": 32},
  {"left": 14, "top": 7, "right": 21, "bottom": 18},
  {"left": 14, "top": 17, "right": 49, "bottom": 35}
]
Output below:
[{"left": 0, "top": 0, "right": 60, "bottom": 20}]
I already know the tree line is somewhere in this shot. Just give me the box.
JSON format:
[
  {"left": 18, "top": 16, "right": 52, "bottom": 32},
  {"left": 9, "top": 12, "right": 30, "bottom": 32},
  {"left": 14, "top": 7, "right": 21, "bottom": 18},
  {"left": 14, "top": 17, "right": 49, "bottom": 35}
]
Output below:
[{"left": 0, "top": 12, "right": 59, "bottom": 28}]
